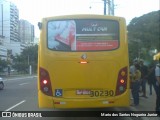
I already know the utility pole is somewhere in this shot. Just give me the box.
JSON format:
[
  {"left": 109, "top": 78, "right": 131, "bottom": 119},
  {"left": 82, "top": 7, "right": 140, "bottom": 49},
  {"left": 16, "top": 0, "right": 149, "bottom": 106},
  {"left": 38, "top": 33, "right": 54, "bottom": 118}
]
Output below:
[
  {"left": 102, "top": 0, "right": 114, "bottom": 15},
  {"left": 111, "top": 0, "right": 114, "bottom": 15},
  {"left": 2, "top": 4, "right": 3, "bottom": 37},
  {"left": 1, "top": 4, "right": 3, "bottom": 37},
  {"left": 28, "top": 54, "right": 32, "bottom": 75},
  {"left": 103, "top": 0, "right": 106, "bottom": 15}
]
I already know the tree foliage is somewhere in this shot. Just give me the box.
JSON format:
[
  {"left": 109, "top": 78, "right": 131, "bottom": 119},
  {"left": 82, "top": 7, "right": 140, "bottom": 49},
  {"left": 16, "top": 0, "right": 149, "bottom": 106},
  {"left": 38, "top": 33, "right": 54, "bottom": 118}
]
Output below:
[
  {"left": 0, "top": 58, "right": 8, "bottom": 72},
  {"left": 127, "top": 10, "right": 160, "bottom": 63},
  {"left": 12, "top": 45, "right": 38, "bottom": 73}
]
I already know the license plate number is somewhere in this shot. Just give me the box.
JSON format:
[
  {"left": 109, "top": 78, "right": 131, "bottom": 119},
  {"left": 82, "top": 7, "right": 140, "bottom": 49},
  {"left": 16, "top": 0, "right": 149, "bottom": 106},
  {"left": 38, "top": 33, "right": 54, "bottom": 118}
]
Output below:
[
  {"left": 90, "top": 90, "right": 114, "bottom": 97},
  {"left": 76, "top": 90, "right": 90, "bottom": 95}
]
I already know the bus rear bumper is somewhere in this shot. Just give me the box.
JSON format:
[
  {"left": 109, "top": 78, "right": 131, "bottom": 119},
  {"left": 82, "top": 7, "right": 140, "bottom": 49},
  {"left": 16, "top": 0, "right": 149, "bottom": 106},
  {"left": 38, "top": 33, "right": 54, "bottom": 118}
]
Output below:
[
  {"left": 53, "top": 98, "right": 130, "bottom": 109},
  {"left": 38, "top": 91, "right": 130, "bottom": 109}
]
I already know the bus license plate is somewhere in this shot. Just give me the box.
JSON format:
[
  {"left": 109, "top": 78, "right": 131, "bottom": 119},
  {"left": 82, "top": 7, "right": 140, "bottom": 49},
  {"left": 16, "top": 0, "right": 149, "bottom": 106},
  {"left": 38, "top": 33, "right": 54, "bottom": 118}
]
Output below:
[{"left": 76, "top": 90, "right": 91, "bottom": 95}]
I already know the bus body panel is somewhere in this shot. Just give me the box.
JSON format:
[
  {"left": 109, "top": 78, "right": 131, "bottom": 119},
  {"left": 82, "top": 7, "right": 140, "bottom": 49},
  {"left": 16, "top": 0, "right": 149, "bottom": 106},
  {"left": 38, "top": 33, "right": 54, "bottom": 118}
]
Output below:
[{"left": 38, "top": 14, "right": 130, "bottom": 108}]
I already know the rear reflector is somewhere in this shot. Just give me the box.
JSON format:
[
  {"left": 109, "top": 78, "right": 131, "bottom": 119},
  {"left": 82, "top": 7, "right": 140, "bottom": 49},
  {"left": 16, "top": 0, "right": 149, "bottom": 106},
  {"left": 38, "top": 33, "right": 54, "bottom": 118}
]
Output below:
[
  {"left": 102, "top": 101, "right": 114, "bottom": 104},
  {"left": 54, "top": 102, "right": 66, "bottom": 104}
]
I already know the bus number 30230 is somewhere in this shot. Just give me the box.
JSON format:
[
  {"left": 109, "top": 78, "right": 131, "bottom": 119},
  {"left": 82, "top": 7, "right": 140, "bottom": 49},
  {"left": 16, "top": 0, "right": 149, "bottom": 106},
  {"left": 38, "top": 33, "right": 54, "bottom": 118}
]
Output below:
[{"left": 90, "top": 90, "right": 114, "bottom": 97}]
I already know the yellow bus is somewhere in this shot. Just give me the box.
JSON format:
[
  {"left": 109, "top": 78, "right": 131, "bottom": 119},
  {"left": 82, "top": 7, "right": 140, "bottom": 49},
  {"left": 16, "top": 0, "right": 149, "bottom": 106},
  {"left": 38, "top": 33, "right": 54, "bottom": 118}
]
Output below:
[{"left": 38, "top": 14, "right": 130, "bottom": 108}]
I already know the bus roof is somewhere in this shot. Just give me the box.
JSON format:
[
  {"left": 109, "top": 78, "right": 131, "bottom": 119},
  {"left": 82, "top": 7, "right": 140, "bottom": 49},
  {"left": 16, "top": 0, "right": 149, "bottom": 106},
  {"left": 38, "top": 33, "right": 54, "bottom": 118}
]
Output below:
[{"left": 42, "top": 14, "right": 125, "bottom": 21}]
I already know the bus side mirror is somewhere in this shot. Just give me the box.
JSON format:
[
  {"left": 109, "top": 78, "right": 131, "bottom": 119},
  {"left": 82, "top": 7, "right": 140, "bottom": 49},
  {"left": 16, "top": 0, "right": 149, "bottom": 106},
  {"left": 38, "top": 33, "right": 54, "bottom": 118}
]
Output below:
[{"left": 38, "top": 22, "right": 42, "bottom": 30}]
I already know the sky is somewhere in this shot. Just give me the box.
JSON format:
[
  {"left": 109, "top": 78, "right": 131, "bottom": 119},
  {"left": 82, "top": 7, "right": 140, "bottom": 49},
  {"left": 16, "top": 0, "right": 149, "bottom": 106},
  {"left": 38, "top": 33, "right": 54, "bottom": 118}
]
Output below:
[{"left": 9, "top": 0, "right": 160, "bottom": 37}]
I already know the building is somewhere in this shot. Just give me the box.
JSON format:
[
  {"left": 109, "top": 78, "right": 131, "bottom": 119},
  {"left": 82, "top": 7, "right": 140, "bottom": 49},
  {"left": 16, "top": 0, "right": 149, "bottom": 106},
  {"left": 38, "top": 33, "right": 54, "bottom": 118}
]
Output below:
[
  {"left": 0, "top": 0, "right": 20, "bottom": 57},
  {"left": 0, "top": 0, "right": 19, "bottom": 43},
  {"left": 19, "top": 19, "right": 34, "bottom": 44},
  {"left": 0, "top": 1, "right": 35, "bottom": 59}
]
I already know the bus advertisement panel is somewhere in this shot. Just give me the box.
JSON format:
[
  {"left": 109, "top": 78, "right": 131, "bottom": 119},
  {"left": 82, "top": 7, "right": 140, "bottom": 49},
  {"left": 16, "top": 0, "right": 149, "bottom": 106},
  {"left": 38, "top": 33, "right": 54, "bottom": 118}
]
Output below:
[{"left": 47, "top": 19, "right": 119, "bottom": 51}]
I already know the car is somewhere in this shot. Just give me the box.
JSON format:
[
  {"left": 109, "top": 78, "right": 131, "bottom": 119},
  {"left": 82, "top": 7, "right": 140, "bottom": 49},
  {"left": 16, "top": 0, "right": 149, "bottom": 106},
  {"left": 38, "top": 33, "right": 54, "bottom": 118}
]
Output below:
[{"left": 0, "top": 77, "right": 4, "bottom": 90}]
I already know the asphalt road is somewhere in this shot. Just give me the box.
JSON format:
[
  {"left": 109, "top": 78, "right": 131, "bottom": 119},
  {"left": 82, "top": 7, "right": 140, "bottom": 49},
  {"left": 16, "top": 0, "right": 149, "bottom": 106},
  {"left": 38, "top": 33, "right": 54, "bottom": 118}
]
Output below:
[
  {"left": 0, "top": 76, "right": 39, "bottom": 111},
  {"left": 0, "top": 76, "right": 159, "bottom": 120}
]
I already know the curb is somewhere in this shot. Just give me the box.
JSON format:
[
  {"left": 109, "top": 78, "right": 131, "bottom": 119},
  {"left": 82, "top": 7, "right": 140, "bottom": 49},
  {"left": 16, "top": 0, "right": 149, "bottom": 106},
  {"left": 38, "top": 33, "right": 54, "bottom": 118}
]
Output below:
[{"left": 3, "top": 75, "right": 37, "bottom": 81}]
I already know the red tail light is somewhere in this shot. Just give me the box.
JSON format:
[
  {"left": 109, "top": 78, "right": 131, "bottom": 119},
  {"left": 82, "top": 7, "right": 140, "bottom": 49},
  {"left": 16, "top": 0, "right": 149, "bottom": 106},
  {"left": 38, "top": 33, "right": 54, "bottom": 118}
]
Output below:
[
  {"left": 116, "top": 67, "right": 128, "bottom": 96},
  {"left": 39, "top": 67, "right": 53, "bottom": 96},
  {"left": 42, "top": 80, "right": 48, "bottom": 85}
]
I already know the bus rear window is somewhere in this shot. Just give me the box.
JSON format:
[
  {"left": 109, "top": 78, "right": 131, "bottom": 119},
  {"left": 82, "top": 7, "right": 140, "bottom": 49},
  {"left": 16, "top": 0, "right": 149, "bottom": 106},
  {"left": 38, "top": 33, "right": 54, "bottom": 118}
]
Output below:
[{"left": 47, "top": 19, "right": 119, "bottom": 51}]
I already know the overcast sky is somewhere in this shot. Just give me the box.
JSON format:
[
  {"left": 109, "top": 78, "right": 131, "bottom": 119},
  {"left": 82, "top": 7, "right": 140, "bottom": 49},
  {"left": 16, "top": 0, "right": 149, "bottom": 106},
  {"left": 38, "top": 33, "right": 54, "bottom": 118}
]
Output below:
[{"left": 10, "top": 0, "right": 160, "bottom": 36}]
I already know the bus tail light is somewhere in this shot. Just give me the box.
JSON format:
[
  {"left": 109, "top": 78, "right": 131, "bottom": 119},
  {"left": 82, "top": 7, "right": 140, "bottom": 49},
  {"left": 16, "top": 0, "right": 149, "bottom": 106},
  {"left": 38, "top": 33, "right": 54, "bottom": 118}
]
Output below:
[
  {"left": 116, "top": 67, "right": 128, "bottom": 96},
  {"left": 39, "top": 67, "right": 53, "bottom": 96}
]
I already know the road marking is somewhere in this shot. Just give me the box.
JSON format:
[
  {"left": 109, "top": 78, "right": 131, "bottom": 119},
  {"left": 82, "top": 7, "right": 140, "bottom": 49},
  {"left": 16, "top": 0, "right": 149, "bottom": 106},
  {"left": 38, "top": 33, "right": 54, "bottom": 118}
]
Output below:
[
  {"left": 19, "top": 82, "right": 29, "bottom": 86},
  {"left": 5, "top": 100, "right": 26, "bottom": 111}
]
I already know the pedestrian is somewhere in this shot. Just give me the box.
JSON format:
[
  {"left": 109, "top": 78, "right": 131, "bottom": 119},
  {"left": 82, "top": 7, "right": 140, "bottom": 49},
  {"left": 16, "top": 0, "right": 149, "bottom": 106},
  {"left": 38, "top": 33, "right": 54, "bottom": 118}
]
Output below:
[
  {"left": 139, "top": 60, "right": 148, "bottom": 98},
  {"left": 130, "top": 60, "right": 138, "bottom": 99},
  {"left": 130, "top": 60, "right": 138, "bottom": 75},
  {"left": 147, "top": 64, "right": 157, "bottom": 95},
  {"left": 155, "top": 62, "right": 160, "bottom": 115},
  {"left": 131, "top": 64, "right": 141, "bottom": 106}
]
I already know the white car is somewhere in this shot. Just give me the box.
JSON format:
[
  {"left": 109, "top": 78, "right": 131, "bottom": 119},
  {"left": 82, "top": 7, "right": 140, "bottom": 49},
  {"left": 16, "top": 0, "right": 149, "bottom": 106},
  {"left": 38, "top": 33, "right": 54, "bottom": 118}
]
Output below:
[{"left": 0, "top": 77, "right": 4, "bottom": 90}]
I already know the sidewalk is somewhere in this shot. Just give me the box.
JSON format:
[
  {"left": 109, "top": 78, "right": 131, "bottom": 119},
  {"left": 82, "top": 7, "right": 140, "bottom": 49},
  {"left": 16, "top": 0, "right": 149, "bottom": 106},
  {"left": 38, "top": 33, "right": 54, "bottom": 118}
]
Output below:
[
  {"left": 1, "top": 74, "right": 37, "bottom": 80},
  {"left": 130, "top": 84, "right": 157, "bottom": 111},
  {"left": 130, "top": 84, "right": 160, "bottom": 120}
]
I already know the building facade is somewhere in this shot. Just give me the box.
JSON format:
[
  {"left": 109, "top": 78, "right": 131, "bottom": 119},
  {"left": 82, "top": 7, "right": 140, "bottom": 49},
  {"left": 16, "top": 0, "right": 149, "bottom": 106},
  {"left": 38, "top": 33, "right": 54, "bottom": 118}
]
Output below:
[
  {"left": 0, "top": 45, "right": 7, "bottom": 60},
  {"left": 19, "top": 19, "right": 34, "bottom": 44},
  {"left": 0, "top": 0, "right": 19, "bottom": 43},
  {"left": 0, "top": 0, "right": 35, "bottom": 60},
  {"left": 0, "top": 0, "right": 20, "bottom": 57}
]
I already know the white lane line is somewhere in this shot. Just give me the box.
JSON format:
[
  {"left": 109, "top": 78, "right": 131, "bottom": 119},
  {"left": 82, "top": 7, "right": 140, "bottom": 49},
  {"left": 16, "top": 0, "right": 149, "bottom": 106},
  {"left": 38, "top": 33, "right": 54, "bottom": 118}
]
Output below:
[
  {"left": 5, "top": 100, "right": 26, "bottom": 111},
  {"left": 19, "top": 83, "right": 29, "bottom": 86}
]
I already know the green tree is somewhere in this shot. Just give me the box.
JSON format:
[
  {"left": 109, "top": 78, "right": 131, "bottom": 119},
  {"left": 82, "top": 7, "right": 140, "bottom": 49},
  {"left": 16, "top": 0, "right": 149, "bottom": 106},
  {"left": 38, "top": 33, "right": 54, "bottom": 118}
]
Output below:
[
  {"left": 127, "top": 10, "right": 160, "bottom": 63},
  {"left": 13, "top": 45, "right": 38, "bottom": 73},
  {"left": 0, "top": 58, "right": 7, "bottom": 72}
]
